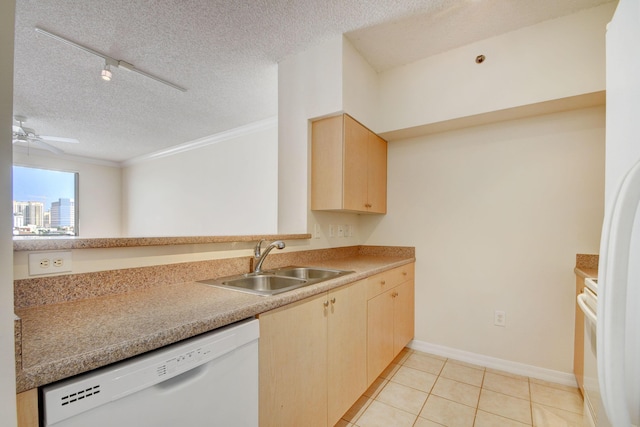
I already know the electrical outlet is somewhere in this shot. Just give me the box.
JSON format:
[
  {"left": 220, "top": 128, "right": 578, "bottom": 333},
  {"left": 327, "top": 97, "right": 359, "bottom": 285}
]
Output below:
[
  {"left": 313, "top": 223, "right": 321, "bottom": 239},
  {"left": 28, "top": 251, "right": 73, "bottom": 276},
  {"left": 329, "top": 225, "right": 335, "bottom": 238},
  {"left": 337, "top": 225, "right": 344, "bottom": 237},
  {"left": 494, "top": 310, "right": 506, "bottom": 327}
]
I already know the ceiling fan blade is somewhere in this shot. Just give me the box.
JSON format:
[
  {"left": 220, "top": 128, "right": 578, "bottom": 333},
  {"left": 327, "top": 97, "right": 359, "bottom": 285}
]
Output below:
[
  {"left": 38, "top": 135, "right": 80, "bottom": 144},
  {"left": 12, "top": 125, "right": 26, "bottom": 135},
  {"left": 31, "top": 139, "right": 65, "bottom": 155}
]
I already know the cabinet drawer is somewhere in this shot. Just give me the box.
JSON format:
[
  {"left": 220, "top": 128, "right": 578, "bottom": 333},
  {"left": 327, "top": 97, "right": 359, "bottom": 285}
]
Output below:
[{"left": 367, "top": 264, "right": 414, "bottom": 300}]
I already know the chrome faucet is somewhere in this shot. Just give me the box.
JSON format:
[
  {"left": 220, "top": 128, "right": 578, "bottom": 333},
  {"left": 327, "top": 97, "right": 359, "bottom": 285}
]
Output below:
[{"left": 253, "top": 240, "right": 285, "bottom": 273}]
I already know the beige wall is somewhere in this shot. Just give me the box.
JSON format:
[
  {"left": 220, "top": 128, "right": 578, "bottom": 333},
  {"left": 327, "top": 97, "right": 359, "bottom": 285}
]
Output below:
[
  {"left": 2, "top": 0, "right": 18, "bottom": 424},
  {"left": 361, "top": 106, "right": 605, "bottom": 373}
]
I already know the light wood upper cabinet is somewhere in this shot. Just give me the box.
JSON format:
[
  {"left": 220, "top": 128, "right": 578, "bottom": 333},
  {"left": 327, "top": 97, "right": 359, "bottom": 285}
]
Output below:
[
  {"left": 366, "top": 263, "right": 415, "bottom": 385},
  {"left": 311, "top": 114, "right": 387, "bottom": 214},
  {"left": 259, "top": 279, "right": 368, "bottom": 427}
]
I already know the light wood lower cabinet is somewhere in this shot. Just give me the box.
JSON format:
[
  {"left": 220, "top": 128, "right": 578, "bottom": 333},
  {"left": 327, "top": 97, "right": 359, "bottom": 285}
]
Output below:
[
  {"left": 367, "top": 263, "right": 415, "bottom": 385},
  {"left": 393, "top": 280, "right": 415, "bottom": 355},
  {"left": 574, "top": 274, "right": 585, "bottom": 394},
  {"left": 17, "top": 389, "right": 39, "bottom": 427},
  {"left": 259, "top": 279, "right": 367, "bottom": 427}
]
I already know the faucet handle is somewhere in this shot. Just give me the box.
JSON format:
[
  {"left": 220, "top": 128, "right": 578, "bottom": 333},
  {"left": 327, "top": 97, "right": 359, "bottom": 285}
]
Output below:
[{"left": 254, "top": 239, "right": 265, "bottom": 258}]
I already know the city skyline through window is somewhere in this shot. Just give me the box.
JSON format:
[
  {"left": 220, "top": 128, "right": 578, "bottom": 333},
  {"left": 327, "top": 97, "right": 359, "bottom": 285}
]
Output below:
[{"left": 12, "top": 165, "right": 78, "bottom": 236}]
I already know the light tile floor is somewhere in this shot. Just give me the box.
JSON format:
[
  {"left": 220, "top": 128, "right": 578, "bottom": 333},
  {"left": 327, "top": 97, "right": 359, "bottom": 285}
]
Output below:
[{"left": 336, "top": 349, "right": 584, "bottom": 427}]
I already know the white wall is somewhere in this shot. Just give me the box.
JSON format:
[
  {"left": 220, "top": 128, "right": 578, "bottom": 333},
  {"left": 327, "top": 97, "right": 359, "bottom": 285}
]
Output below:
[
  {"left": 361, "top": 106, "right": 605, "bottom": 373},
  {"left": 278, "top": 35, "right": 344, "bottom": 234},
  {"left": 13, "top": 150, "right": 122, "bottom": 237},
  {"left": 1, "top": 0, "right": 18, "bottom": 424},
  {"left": 122, "top": 120, "right": 278, "bottom": 236},
  {"left": 342, "top": 37, "right": 379, "bottom": 128},
  {"left": 605, "top": 0, "right": 640, "bottom": 204},
  {"left": 376, "top": 3, "right": 615, "bottom": 134}
]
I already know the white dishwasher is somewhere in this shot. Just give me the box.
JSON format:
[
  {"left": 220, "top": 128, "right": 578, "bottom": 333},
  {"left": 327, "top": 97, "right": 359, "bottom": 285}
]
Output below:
[{"left": 42, "top": 318, "right": 259, "bottom": 427}]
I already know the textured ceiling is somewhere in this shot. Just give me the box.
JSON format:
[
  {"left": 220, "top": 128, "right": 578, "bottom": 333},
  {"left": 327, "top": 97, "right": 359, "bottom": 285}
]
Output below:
[{"left": 12, "top": 0, "right": 614, "bottom": 163}]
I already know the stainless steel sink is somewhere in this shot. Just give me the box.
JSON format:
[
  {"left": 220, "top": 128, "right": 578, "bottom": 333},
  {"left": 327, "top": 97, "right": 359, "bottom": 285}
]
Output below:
[
  {"left": 270, "top": 266, "right": 348, "bottom": 280},
  {"left": 199, "top": 266, "right": 353, "bottom": 296}
]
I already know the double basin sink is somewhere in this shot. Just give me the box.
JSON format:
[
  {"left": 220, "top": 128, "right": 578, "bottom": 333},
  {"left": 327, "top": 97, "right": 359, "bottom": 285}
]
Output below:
[{"left": 199, "top": 266, "right": 353, "bottom": 296}]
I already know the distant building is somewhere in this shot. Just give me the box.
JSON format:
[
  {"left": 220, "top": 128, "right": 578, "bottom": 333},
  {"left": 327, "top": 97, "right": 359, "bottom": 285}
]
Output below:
[
  {"left": 13, "top": 201, "right": 44, "bottom": 227},
  {"left": 13, "top": 212, "right": 24, "bottom": 228},
  {"left": 51, "top": 198, "right": 75, "bottom": 227}
]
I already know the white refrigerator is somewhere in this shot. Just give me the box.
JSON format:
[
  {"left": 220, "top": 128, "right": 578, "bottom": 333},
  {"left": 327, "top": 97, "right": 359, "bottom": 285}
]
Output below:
[{"left": 598, "top": 0, "right": 640, "bottom": 425}]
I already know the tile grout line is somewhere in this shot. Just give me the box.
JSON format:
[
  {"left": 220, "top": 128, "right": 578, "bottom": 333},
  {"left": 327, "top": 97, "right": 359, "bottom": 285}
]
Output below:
[
  {"left": 409, "top": 353, "right": 445, "bottom": 427},
  {"left": 529, "top": 377, "right": 534, "bottom": 427},
  {"left": 472, "top": 366, "right": 487, "bottom": 426}
]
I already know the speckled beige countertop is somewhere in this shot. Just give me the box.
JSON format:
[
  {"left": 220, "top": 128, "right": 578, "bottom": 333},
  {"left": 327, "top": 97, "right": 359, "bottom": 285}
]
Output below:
[
  {"left": 15, "top": 248, "right": 414, "bottom": 393},
  {"left": 13, "top": 233, "right": 311, "bottom": 251},
  {"left": 574, "top": 253, "right": 598, "bottom": 279}
]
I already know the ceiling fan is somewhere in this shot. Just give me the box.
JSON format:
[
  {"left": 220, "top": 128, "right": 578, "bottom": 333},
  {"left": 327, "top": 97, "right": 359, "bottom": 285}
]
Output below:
[{"left": 12, "top": 115, "right": 79, "bottom": 155}]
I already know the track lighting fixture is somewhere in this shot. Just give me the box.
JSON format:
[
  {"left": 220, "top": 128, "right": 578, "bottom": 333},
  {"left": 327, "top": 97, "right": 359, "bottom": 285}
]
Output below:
[
  {"left": 34, "top": 27, "right": 187, "bottom": 92},
  {"left": 101, "top": 63, "right": 112, "bottom": 81}
]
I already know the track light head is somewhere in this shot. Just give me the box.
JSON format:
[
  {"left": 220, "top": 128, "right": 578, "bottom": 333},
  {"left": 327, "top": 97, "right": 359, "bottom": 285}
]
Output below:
[{"left": 101, "top": 63, "right": 112, "bottom": 81}]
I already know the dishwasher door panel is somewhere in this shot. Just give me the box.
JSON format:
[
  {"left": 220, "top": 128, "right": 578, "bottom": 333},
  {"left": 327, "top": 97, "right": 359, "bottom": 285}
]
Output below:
[{"left": 43, "top": 319, "right": 258, "bottom": 427}]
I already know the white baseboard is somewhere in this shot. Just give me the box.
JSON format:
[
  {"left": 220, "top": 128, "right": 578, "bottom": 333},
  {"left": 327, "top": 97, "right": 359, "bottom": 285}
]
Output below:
[{"left": 408, "top": 339, "right": 578, "bottom": 388}]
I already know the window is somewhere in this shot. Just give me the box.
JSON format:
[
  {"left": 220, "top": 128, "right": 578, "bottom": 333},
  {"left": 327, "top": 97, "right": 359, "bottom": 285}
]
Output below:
[{"left": 12, "top": 166, "right": 78, "bottom": 236}]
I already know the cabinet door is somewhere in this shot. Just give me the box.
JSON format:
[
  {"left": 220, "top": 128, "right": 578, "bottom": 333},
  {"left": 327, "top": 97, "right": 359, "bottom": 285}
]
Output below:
[
  {"left": 327, "top": 280, "right": 367, "bottom": 425},
  {"left": 311, "top": 115, "right": 344, "bottom": 210},
  {"left": 343, "top": 114, "right": 370, "bottom": 212},
  {"left": 367, "top": 288, "right": 395, "bottom": 385},
  {"left": 393, "top": 280, "right": 415, "bottom": 355},
  {"left": 259, "top": 293, "right": 328, "bottom": 427},
  {"left": 367, "top": 131, "right": 387, "bottom": 214}
]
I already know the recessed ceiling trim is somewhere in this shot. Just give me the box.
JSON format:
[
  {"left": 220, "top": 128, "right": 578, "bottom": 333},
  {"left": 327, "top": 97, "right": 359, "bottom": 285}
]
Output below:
[{"left": 34, "top": 27, "right": 187, "bottom": 92}]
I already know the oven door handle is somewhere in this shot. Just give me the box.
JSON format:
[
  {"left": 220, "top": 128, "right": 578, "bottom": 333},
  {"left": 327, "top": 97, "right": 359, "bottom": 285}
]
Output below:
[{"left": 577, "top": 292, "right": 597, "bottom": 326}]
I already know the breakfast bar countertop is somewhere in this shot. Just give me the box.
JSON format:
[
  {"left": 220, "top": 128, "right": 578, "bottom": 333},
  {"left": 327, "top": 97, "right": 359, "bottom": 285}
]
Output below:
[{"left": 15, "top": 252, "right": 415, "bottom": 393}]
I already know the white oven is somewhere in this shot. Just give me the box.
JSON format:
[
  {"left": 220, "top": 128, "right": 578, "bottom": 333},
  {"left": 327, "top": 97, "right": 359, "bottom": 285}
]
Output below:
[{"left": 577, "top": 278, "right": 611, "bottom": 427}]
